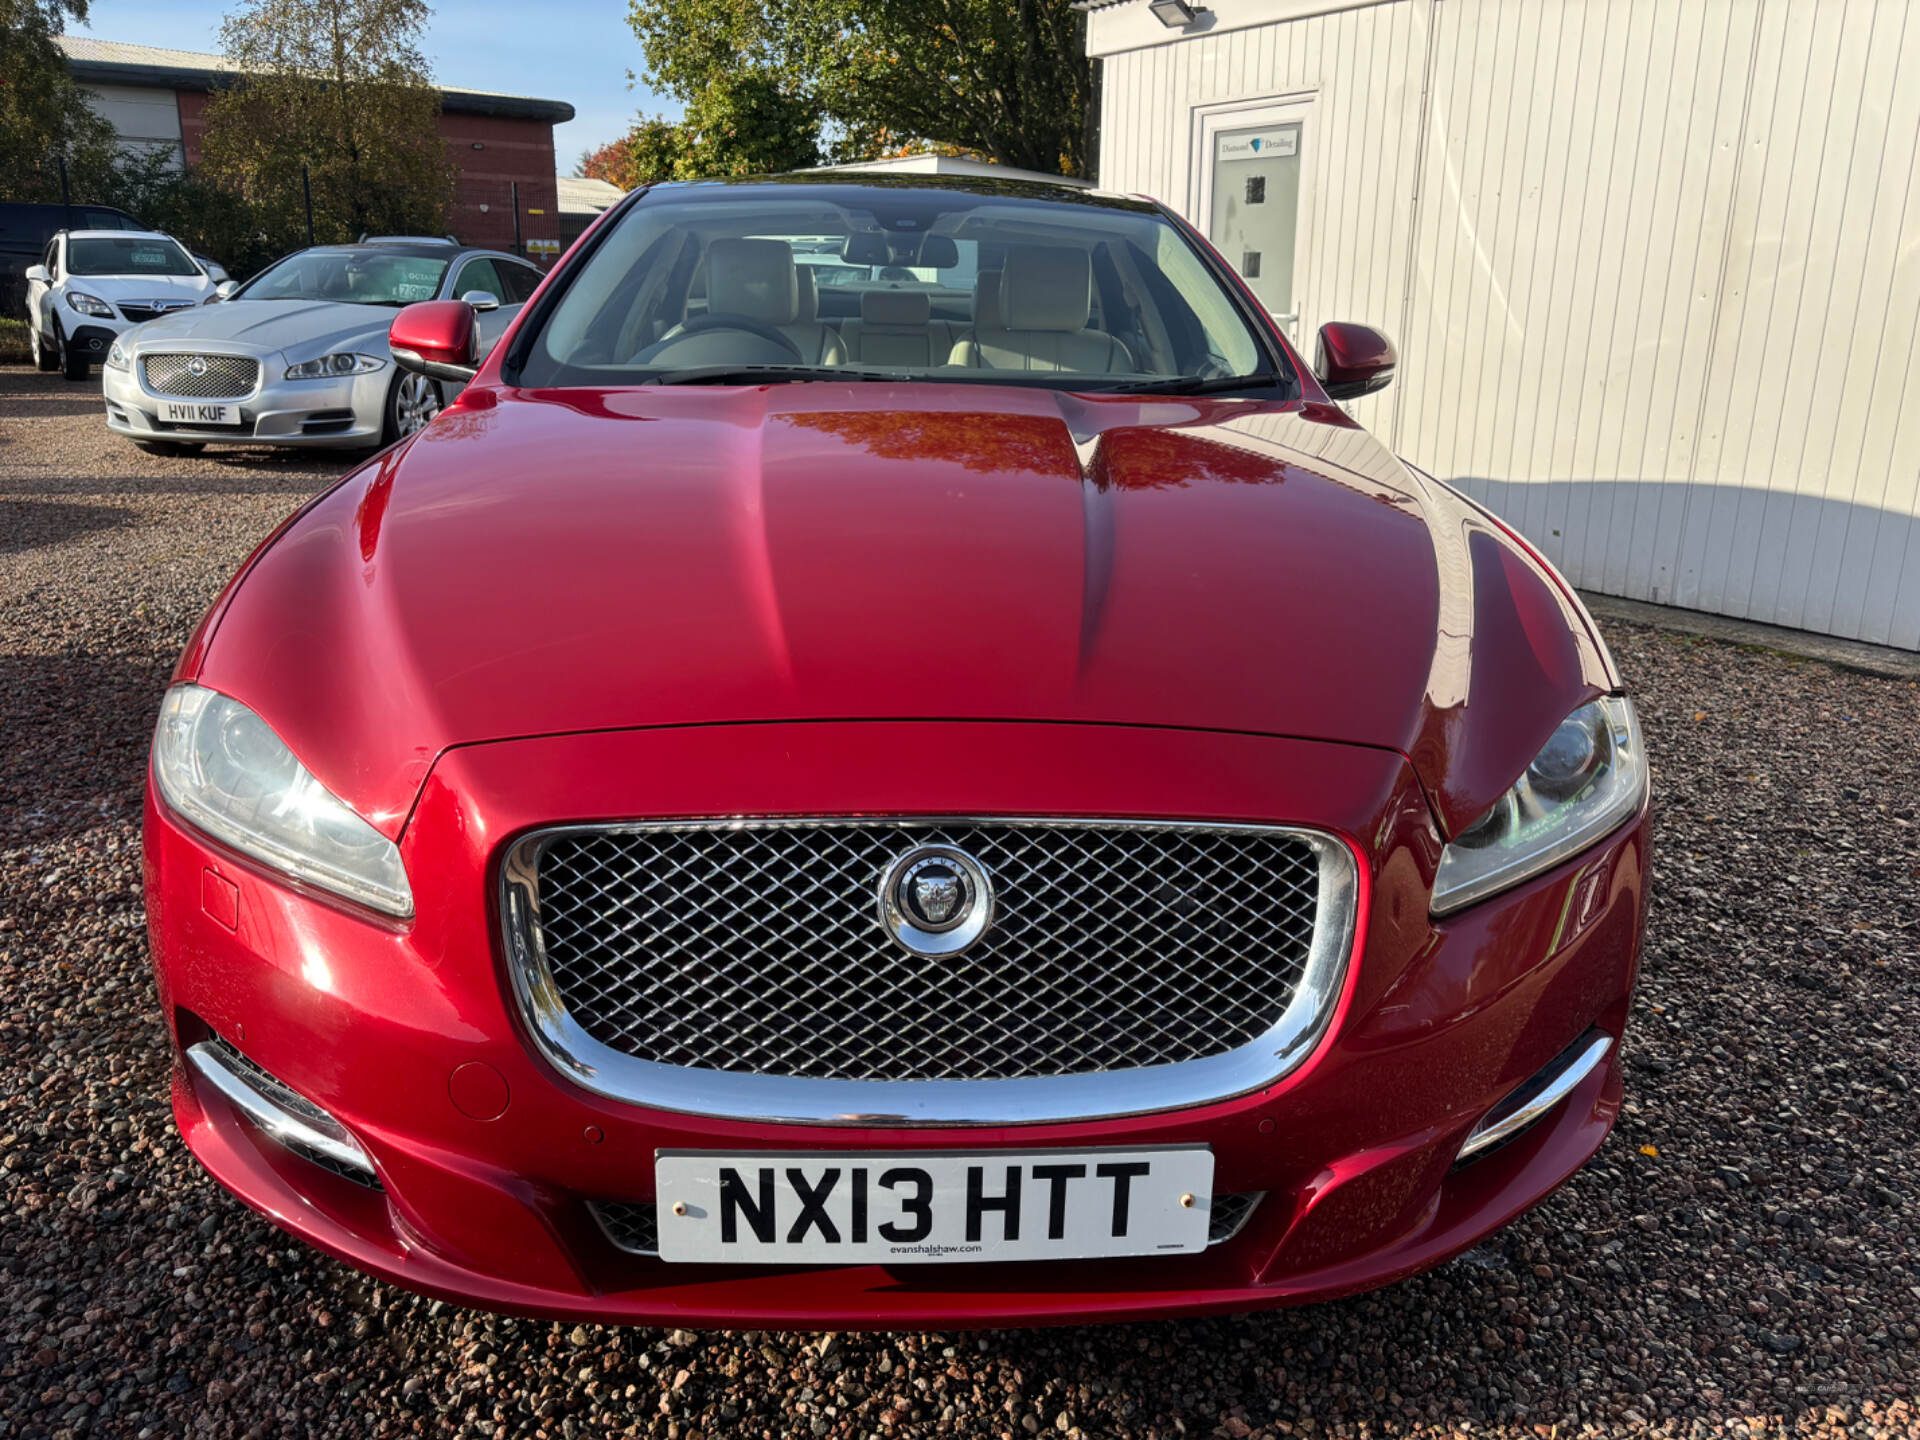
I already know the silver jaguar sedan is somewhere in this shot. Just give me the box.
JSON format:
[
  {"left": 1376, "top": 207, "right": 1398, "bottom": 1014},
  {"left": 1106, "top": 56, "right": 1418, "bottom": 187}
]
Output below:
[{"left": 101, "top": 238, "right": 543, "bottom": 453}]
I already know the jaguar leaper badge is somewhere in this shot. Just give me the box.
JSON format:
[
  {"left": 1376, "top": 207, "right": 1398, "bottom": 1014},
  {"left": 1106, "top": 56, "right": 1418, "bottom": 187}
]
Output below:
[
  {"left": 878, "top": 844, "right": 995, "bottom": 957},
  {"left": 912, "top": 871, "right": 962, "bottom": 924}
]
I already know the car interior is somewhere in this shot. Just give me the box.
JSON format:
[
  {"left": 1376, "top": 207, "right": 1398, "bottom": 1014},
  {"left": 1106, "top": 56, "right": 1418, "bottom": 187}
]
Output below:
[
  {"left": 529, "top": 191, "right": 1274, "bottom": 387},
  {"left": 660, "top": 238, "right": 1136, "bottom": 374}
]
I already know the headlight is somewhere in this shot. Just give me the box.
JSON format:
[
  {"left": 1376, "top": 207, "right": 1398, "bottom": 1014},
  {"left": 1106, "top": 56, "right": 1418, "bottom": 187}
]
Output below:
[
  {"left": 1431, "top": 696, "right": 1646, "bottom": 915},
  {"left": 66, "top": 291, "right": 114, "bottom": 318},
  {"left": 284, "top": 352, "right": 386, "bottom": 380},
  {"left": 105, "top": 339, "right": 129, "bottom": 370},
  {"left": 152, "top": 685, "right": 413, "bottom": 917}
]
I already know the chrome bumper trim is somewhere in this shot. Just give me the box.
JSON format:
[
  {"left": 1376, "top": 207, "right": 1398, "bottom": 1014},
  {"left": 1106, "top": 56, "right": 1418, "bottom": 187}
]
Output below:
[
  {"left": 1457, "top": 1031, "right": 1613, "bottom": 1161},
  {"left": 500, "top": 815, "right": 1359, "bottom": 1128},
  {"left": 186, "top": 1039, "right": 376, "bottom": 1178}
]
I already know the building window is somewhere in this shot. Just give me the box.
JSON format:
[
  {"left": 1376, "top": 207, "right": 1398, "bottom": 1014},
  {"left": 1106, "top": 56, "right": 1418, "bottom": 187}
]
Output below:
[{"left": 1208, "top": 120, "right": 1302, "bottom": 325}]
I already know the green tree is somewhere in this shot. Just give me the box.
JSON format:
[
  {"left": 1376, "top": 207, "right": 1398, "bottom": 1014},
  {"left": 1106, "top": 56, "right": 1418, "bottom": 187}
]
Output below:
[
  {"left": 593, "top": 75, "right": 819, "bottom": 190},
  {"left": 626, "top": 0, "right": 1093, "bottom": 178},
  {"left": 199, "top": 0, "right": 455, "bottom": 251},
  {"left": 110, "top": 147, "right": 284, "bottom": 278},
  {"left": 0, "top": 0, "right": 122, "bottom": 201}
]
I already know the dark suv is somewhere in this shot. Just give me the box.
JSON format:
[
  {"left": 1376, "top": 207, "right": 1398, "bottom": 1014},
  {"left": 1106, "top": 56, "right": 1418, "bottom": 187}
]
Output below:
[{"left": 0, "top": 201, "right": 145, "bottom": 315}]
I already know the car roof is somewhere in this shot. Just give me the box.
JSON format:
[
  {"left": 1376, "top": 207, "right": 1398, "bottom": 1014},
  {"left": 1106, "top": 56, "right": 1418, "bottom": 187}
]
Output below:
[
  {"left": 298, "top": 242, "right": 527, "bottom": 262},
  {"left": 64, "top": 229, "right": 178, "bottom": 241},
  {"left": 647, "top": 171, "right": 1158, "bottom": 213}
]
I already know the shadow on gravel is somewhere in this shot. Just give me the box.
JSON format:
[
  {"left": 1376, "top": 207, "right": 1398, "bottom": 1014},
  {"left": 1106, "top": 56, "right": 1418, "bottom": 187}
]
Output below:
[
  {"left": 0, "top": 650, "right": 170, "bottom": 843},
  {"left": 21, "top": 467, "right": 352, "bottom": 497},
  {"left": 0, "top": 498, "right": 131, "bottom": 553},
  {"left": 0, "top": 376, "right": 102, "bottom": 419}
]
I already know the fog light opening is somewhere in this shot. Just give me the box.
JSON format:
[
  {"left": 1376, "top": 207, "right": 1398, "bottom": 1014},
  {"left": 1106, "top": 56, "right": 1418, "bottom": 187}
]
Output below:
[
  {"left": 1457, "top": 1031, "right": 1612, "bottom": 1165},
  {"left": 186, "top": 1038, "right": 380, "bottom": 1187}
]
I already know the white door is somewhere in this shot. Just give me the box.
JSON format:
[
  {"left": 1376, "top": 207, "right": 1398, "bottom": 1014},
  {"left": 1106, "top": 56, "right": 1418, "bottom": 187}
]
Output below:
[{"left": 1193, "top": 97, "right": 1315, "bottom": 342}]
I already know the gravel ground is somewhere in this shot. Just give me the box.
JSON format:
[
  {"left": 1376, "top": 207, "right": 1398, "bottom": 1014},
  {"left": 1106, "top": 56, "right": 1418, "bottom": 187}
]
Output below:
[{"left": 2, "top": 361, "right": 1916, "bottom": 1440}]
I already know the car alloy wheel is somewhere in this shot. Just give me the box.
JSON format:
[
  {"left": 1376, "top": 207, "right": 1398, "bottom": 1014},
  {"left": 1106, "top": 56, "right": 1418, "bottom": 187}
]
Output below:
[{"left": 393, "top": 372, "right": 442, "bottom": 436}]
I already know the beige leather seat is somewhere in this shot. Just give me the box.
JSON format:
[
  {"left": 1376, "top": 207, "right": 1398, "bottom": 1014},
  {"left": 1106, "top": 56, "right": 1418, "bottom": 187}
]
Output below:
[
  {"left": 839, "top": 290, "right": 958, "bottom": 367},
  {"left": 705, "top": 238, "right": 847, "bottom": 365},
  {"left": 972, "top": 269, "right": 1002, "bottom": 330},
  {"left": 794, "top": 266, "right": 820, "bottom": 328},
  {"left": 948, "top": 247, "right": 1131, "bottom": 373}
]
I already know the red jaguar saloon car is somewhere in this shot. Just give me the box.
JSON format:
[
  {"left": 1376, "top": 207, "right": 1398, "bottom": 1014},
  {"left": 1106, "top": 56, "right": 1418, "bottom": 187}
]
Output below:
[{"left": 144, "top": 175, "right": 1649, "bottom": 1328}]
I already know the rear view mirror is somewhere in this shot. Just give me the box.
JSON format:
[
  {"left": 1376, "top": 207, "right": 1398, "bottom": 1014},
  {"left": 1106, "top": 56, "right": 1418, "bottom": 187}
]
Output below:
[
  {"left": 1314, "top": 322, "right": 1396, "bottom": 400},
  {"left": 841, "top": 232, "right": 890, "bottom": 266},
  {"left": 390, "top": 300, "right": 479, "bottom": 384},
  {"left": 915, "top": 235, "right": 959, "bottom": 269},
  {"left": 24, "top": 265, "right": 49, "bottom": 285}
]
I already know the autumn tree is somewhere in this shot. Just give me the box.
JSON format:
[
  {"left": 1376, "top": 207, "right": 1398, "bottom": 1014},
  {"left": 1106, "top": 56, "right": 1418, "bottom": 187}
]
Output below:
[
  {"left": 199, "top": 0, "right": 455, "bottom": 250},
  {"left": 578, "top": 138, "right": 630, "bottom": 185},
  {"left": 626, "top": 0, "right": 1093, "bottom": 178},
  {"left": 0, "top": 0, "right": 122, "bottom": 201}
]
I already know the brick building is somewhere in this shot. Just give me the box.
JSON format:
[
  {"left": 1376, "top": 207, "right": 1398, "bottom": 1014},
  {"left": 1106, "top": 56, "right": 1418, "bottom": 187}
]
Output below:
[{"left": 55, "top": 35, "right": 574, "bottom": 258}]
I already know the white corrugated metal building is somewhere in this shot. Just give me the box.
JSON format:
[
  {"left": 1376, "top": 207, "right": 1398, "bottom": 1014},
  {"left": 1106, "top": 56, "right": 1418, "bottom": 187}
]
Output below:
[{"left": 1086, "top": 0, "right": 1920, "bottom": 650}]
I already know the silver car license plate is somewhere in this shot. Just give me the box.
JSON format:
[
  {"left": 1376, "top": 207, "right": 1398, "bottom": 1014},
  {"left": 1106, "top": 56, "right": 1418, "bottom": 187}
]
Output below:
[
  {"left": 159, "top": 401, "right": 240, "bottom": 426},
  {"left": 654, "top": 1147, "right": 1215, "bottom": 1264}
]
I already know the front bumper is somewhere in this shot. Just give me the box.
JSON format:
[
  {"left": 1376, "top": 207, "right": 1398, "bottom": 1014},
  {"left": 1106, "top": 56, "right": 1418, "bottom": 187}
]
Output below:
[
  {"left": 63, "top": 320, "right": 124, "bottom": 358},
  {"left": 102, "top": 354, "right": 388, "bottom": 447},
  {"left": 145, "top": 721, "right": 1648, "bottom": 1328}
]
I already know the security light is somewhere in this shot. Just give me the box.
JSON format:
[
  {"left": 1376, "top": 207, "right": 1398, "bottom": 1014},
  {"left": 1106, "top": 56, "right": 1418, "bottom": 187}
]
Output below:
[{"left": 1149, "top": 0, "right": 1199, "bottom": 26}]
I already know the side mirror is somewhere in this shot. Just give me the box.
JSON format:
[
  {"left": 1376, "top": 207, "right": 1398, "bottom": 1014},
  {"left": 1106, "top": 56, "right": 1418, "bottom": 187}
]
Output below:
[
  {"left": 212, "top": 280, "right": 239, "bottom": 301},
  {"left": 24, "top": 265, "right": 49, "bottom": 285},
  {"left": 1314, "top": 322, "right": 1396, "bottom": 400},
  {"left": 204, "top": 262, "right": 231, "bottom": 284},
  {"left": 390, "top": 299, "right": 479, "bottom": 384},
  {"left": 459, "top": 289, "right": 500, "bottom": 312}
]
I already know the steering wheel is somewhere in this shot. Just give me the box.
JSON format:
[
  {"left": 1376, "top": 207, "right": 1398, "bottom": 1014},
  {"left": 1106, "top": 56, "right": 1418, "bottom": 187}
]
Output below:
[{"left": 650, "top": 311, "right": 805, "bottom": 364}]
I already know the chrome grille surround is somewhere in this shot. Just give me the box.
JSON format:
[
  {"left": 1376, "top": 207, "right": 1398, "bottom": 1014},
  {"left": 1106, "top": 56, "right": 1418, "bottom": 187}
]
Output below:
[
  {"left": 141, "top": 352, "right": 260, "bottom": 399},
  {"left": 501, "top": 818, "right": 1358, "bottom": 1126},
  {"left": 118, "top": 299, "right": 196, "bottom": 324}
]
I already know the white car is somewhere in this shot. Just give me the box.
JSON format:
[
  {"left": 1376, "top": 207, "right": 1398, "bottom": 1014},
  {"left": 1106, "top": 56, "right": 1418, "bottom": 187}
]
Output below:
[
  {"left": 24, "top": 230, "right": 221, "bottom": 379},
  {"left": 100, "top": 239, "right": 540, "bottom": 453}
]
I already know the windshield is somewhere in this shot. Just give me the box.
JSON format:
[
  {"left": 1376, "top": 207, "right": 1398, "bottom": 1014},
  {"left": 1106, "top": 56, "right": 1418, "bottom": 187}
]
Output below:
[
  {"left": 68, "top": 236, "right": 199, "bottom": 277},
  {"left": 235, "top": 249, "right": 449, "bottom": 306},
  {"left": 518, "top": 184, "right": 1281, "bottom": 392}
]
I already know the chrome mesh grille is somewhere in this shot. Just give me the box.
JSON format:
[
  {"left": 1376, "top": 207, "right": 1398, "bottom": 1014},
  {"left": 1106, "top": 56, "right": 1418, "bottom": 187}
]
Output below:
[
  {"left": 591, "top": 1200, "right": 659, "bottom": 1256},
  {"left": 529, "top": 821, "right": 1322, "bottom": 1084},
  {"left": 141, "top": 353, "right": 259, "bottom": 398}
]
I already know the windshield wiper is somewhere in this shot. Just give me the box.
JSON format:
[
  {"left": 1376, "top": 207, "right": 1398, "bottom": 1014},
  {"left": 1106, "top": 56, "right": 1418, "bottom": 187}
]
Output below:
[
  {"left": 1095, "top": 372, "right": 1285, "bottom": 396},
  {"left": 647, "top": 365, "right": 899, "bottom": 386}
]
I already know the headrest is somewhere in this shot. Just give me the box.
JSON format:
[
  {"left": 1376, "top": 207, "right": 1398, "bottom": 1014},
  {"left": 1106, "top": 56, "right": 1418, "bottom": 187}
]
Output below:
[
  {"left": 999, "top": 246, "right": 1091, "bottom": 332},
  {"left": 794, "top": 265, "right": 818, "bottom": 322},
  {"left": 706, "top": 238, "right": 797, "bottom": 324},
  {"left": 915, "top": 234, "right": 960, "bottom": 269},
  {"left": 860, "top": 289, "right": 931, "bottom": 327},
  {"left": 973, "top": 270, "right": 1002, "bottom": 329},
  {"left": 841, "top": 231, "right": 891, "bottom": 266}
]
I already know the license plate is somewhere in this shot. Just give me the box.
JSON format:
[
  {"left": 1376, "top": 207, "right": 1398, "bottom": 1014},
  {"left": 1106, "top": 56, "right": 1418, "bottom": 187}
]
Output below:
[
  {"left": 653, "top": 1147, "right": 1214, "bottom": 1264},
  {"left": 158, "top": 401, "right": 240, "bottom": 426}
]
